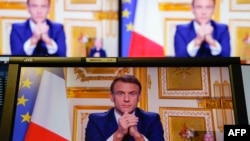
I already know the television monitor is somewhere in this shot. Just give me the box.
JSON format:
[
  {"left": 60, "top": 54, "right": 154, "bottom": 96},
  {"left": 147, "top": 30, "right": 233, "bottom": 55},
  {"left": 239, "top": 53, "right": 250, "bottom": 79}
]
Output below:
[
  {"left": 120, "top": 0, "right": 250, "bottom": 64},
  {"left": 0, "top": 0, "right": 120, "bottom": 57},
  {"left": 0, "top": 57, "right": 248, "bottom": 141}
]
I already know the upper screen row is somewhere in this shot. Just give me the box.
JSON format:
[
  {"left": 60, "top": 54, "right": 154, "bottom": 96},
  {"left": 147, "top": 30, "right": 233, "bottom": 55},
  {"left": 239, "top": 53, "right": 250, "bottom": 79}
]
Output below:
[{"left": 0, "top": 0, "right": 250, "bottom": 62}]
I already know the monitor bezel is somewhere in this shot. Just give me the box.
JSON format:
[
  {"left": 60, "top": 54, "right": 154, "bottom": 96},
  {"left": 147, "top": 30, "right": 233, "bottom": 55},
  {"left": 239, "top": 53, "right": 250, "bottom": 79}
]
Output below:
[
  {"left": 0, "top": 57, "right": 248, "bottom": 141},
  {"left": 0, "top": 61, "right": 9, "bottom": 124}
]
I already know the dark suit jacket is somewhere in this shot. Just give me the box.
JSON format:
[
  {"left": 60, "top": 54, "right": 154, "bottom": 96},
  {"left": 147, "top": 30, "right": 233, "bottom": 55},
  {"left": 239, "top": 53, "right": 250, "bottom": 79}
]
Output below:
[
  {"left": 85, "top": 108, "right": 165, "bottom": 141},
  {"left": 174, "top": 20, "right": 230, "bottom": 57},
  {"left": 10, "top": 19, "right": 66, "bottom": 56}
]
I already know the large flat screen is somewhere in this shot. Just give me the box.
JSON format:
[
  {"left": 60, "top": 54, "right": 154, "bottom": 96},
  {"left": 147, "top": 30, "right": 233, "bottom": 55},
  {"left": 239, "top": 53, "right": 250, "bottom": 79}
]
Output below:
[{"left": 0, "top": 57, "right": 248, "bottom": 141}]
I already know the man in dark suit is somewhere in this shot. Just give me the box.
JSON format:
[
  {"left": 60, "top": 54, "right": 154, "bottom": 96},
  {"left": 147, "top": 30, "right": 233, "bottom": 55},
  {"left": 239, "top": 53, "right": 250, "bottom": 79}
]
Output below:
[
  {"left": 10, "top": 0, "right": 66, "bottom": 56},
  {"left": 174, "top": 0, "right": 230, "bottom": 57},
  {"left": 88, "top": 38, "right": 107, "bottom": 57},
  {"left": 85, "top": 75, "right": 164, "bottom": 141}
]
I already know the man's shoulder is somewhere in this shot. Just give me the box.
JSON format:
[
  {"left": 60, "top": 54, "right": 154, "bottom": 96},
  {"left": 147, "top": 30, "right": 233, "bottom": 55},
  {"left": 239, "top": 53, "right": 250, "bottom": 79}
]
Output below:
[
  {"left": 47, "top": 19, "right": 63, "bottom": 28},
  {"left": 136, "top": 108, "right": 162, "bottom": 126},
  {"left": 89, "top": 108, "right": 113, "bottom": 119},
  {"left": 90, "top": 47, "right": 97, "bottom": 51},
  {"left": 90, "top": 111, "right": 109, "bottom": 117},
  {"left": 212, "top": 20, "right": 228, "bottom": 29},
  {"left": 136, "top": 108, "right": 159, "bottom": 118},
  {"left": 176, "top": 21, "right": 193, "bottom": 30},
  {"left": 12, "top": 20, "right": 29, "bottom": 28}
]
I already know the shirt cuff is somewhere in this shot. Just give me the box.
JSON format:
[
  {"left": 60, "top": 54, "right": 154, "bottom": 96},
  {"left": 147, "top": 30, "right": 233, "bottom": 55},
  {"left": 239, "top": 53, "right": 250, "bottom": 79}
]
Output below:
[
  {"left": 24, "top": 39, "right": 36, "bottom": 55},
  {"left": 24, "top": 39, "right": 58, "bottom": 55},
  {"left": 106, "top": 135, "right": 113, "bottom": 141},
  {"left": 187, "top": 40, "right": 222, "bottom": 56},
  {"left": 209, "top": 41, "right": 222, "bottom": 56},
  {"left": 46, "top": 39, "right": 58, "bottom": 54},
  {"left": 187, "top": 40, "right": 200, "bottom": 57}
]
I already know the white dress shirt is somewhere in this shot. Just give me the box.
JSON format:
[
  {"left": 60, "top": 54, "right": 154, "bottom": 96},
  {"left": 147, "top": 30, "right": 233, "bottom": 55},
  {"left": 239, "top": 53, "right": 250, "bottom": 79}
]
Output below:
[
  {"left": 187, "top": 21, "right": 222, "bottom": 57},
  {"left": 23, "top": 20, "right": 58, "bottom": 55}
]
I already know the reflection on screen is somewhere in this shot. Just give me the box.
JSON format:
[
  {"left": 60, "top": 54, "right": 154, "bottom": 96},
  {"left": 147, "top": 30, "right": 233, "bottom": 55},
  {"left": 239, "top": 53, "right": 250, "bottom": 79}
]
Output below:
[{"left": 11, "top": 66, "right": 235, "bottom": 141}]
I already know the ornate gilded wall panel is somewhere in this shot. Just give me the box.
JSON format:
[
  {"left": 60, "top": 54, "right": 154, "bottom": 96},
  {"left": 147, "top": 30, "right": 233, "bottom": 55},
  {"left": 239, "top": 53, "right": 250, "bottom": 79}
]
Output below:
[
  {"left": 0, "top": 17, "right": 26, "bottom": 54},
  {"left": 229, "top": 20, "right": 250, "bottom": 62},
  {"left": 230, "top": 0, "right": 250, "bottom": 11},
  {"left": 158, "top": 67, "right": 210, "bottom": 99},
  {"left": 160, "top": 107, "right": 214, "bottom": 141},
  {"left": 72, "top": 105, "right": 111, "bottom": 141},
  {"left": 66, "top": 67, "right": 131, "bottom": 98}
]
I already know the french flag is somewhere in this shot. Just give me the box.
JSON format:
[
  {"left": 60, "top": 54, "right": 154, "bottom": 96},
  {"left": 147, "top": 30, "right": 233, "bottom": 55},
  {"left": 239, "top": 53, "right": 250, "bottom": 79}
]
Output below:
[
  {"left": 122, "top": 0, "right": 165, "bottom": 57},
  {"left": 25, "top": 71, "right": 71, "bottom": 141}
]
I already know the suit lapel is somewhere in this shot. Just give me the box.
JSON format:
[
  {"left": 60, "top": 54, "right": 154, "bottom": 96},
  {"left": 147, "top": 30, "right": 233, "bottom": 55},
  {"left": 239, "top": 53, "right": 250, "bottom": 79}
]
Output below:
[
  {"left": 188, "top": 21, "right": 197, "bottom": 42},
  {"left": 23, "top": 19, "right": 33, "bottom": 42},
  {"left": 135, "top": 108, "right": 146, "bottom": 139},
  {"left": 46, "top": 19, "right": 53, "bottom": 39},
  {"left": 179, "top": 21, "right": 196, "bottom": 43},
  {"left": 210, "top": 20, "right": 217, "bottom": 40},
  {"left": 106, "top": 108, "right": 119, "bottom": 138}
]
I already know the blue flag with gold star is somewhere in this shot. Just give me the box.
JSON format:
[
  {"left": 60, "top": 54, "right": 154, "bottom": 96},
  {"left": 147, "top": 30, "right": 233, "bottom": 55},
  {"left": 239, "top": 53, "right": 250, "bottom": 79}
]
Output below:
[
  {"left": 121, "top": 0, "right": 137, "bottom": 57},
  {"left": 121, "top": 0, "right": 165, "bottom": 57},
  {"left": 12, "top": 68, "right": 64, "bottom": 141}
]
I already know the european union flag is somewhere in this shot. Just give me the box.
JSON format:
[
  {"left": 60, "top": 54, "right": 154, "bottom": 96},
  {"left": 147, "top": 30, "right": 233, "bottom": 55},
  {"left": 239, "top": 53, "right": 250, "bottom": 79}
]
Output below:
[
  {"left": 12, "top": 68, "right": 64, "bottom": 141},
  {"left": 121, "top": 0, "right": 137, "bottom": 57}
]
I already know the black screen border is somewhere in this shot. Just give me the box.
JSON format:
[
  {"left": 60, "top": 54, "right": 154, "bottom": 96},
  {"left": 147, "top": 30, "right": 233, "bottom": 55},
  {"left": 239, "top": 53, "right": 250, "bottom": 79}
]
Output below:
[
  {"left": 0, "top": 57, "right": 248, "bottom": 141},
  {"left": 0, "top": 61, "right": 9, "bottom": 124}
]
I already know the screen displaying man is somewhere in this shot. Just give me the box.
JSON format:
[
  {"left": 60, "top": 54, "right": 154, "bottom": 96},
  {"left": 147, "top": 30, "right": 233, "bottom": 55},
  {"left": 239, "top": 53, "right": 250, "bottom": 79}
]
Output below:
[
  {"left": 174, "top": 0, "right": 230, "bottom": 57},
  {"left": 88, "top": 38, "right": 107, "bottom": 57},
  {"left": 10, "top": 0, "right": 66, "bottom": 56},
  {"left": 85, "top": 75, "right": 164, "bottom": 141}
]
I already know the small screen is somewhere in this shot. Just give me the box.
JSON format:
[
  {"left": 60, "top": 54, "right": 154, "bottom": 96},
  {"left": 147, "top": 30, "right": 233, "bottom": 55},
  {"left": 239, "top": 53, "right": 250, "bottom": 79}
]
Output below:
[
  {"left": 120, "top": 0, "right": 250, "bottom": 64},
  {"left": 0, "top": 1, "right": 119, "bottom": 57}
]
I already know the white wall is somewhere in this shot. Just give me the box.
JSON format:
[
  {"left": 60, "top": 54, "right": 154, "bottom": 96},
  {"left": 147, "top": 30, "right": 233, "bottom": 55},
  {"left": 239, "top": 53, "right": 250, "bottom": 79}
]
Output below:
[{"left": 241, "top": 65, "right": 250, "bottom": 123}]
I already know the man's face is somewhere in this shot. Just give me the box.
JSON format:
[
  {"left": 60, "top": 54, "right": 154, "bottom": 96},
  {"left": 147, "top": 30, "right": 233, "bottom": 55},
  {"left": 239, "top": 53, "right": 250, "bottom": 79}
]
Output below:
[
  {"left": 110, "top": 81, "right": 141, "bottom": 115},
  {"left": 192, "top": 0, "right": 215, "bottom": 24},
  {"left": 94, "top": 39, "right": 102, "bottom": 50},
  {"left": 27, "top": 0, "right": 50, "bottom": 23}
]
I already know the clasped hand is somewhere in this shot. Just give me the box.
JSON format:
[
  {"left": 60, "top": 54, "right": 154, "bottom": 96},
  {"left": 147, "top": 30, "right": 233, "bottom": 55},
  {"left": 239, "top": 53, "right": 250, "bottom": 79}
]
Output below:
[
  {"left": 32, "top": 22, "right": 51, "bottom": 44},
  {"left": 117, "top": 112, "right": 140, "bottom": 137},
  {"left": 196, "top": 23, "right": 215, "bottom": 46}
]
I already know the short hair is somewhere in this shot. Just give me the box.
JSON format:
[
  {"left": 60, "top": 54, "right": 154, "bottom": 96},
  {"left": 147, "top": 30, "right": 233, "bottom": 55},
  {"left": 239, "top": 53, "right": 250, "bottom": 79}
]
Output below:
[
  {"left": 110, "top": 75, "right": 142, "bottom": 94},
  {"left": 27, "top": 0, "right": 50, "bottom": 5},
  {"left": 192, "top": 0, "right": 215, "bottom": 6}
]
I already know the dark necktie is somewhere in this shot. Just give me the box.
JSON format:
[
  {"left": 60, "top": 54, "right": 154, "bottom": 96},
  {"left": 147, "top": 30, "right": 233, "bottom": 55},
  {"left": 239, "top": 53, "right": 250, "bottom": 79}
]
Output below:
[
  {"left": 33, "top": 40, "right": 48, "bottom": 56},
  {"left": 197, "top": 42, "right": 211, "bottom": 57},
  {"left": 122, "top": 134, "right": 131, "bottom": 141}
]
